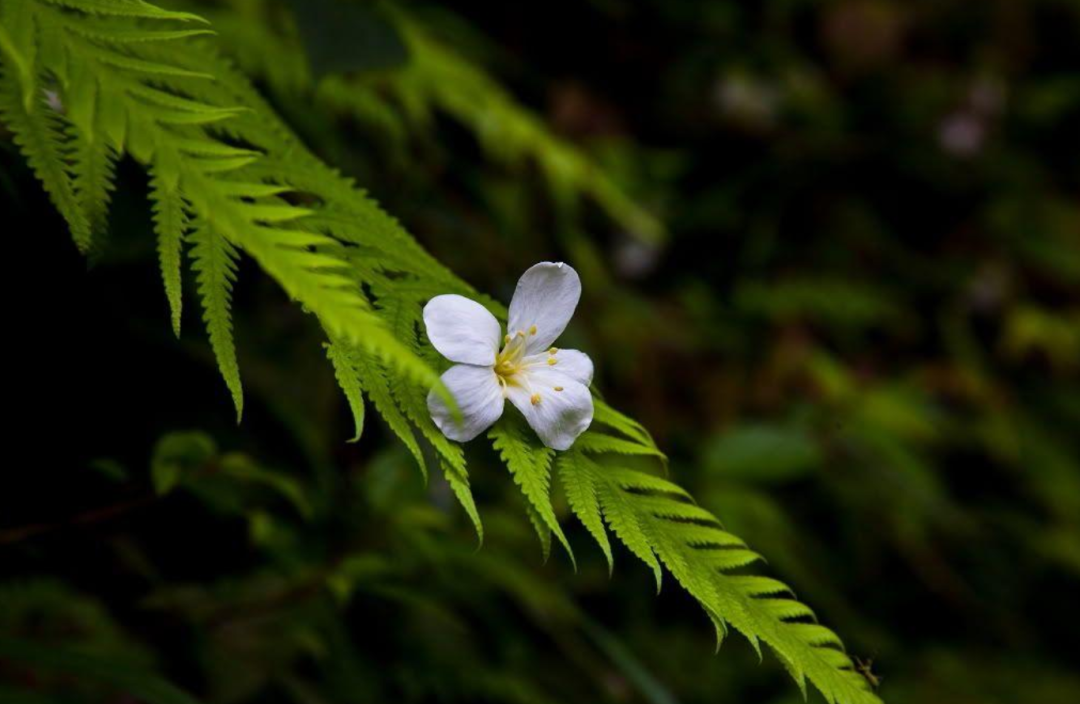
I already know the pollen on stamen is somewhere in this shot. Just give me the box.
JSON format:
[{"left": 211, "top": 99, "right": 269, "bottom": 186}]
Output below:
[
  {"left": 548, "top": 347, "right": 558, "bottom": 354},
  {"left": 504, "top": 334, "right": 512, "bottom": 344},
  {"left": 554, "top": 386, "right": 564, "bottom": 392},
  {"left": 529, "top": 325, "right": 537, "bottom": 335},
  {"left": 530, "top": 393, "right": 541, "bottom": 405},
  {"left": 547, "top": 358, "right": 558, "bottom": 366}
]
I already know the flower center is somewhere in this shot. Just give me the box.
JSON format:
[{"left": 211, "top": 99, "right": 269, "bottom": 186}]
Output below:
[
  {"left": 494, "top": 327, "right": 563, "bottom": 404},
  {"left": 494, "top": 329, "right": 530, "bottom": 384}
]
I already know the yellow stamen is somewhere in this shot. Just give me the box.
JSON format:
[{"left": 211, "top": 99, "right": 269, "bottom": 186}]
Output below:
[
  {"left": 529, "top": 325, "right": 537, "bottom": 335},
  {"left": 530, "top": 393, "right": 541, "bottom": 405},
  {"left": 547, "top": 358, "right": 557, "bottom": 366},
  {"left": 516, "top": 330, "right": 526, "bottom": 338},
  {"left": 548, "top": 347, "right": 558, "bottom": 354},
  {"left": 504, "top": 334, "right": 512, "bottom": 344},
  {"left": 554, "top": 386, "right": 564, "bottom": 392}
]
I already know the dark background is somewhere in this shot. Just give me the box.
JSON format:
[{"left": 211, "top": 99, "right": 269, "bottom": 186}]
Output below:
[{"left": 3, "top": 1, "right": 1080, "bottom": 703}]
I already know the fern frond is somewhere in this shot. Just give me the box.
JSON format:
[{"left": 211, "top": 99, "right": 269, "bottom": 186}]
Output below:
[
  {"left": 0, "top": 0, "right": 39, "bottom": 98},
  {"left": 39, "top": 0, "right": 206, "bottom": 23},
  {"left": 325, "top": 340, "right": 365, "bottom": 443},
  {"left": 22, "top": 0, "right": 443, "bottom": 395},
  {"left": 66, "top": 22, "right": 214, "bottom": 45},
  {"left": 574, "top": 430, "right": 668, "bottom": 462},
  {"left": 0, "top": 7, "right": 883, "bottom": 702},
  {"left": 149, "top": 166, "right": 187, "bottom": 337},
  {"left": 441, "top": 458, "right": 484, "bottom": 544},
  {"left": 69, "top": 123, "right": 118, "bottom": 244},
  {"left": 80, "top": 43, "right": 212, "bottom": 78},
  {"left": 392, "top": 15, "right": 664, "bottom": 243},
  {"left": 522, "top": 501, "right": 553, "bottom": 563},
  {"left": 592, "top": 399, "right": 658, "bottom": 449},
  {"left": 0, "top": 69, "right": 93, "bottom": 251},
  {"left": 188, "top": 219, "right": 243, "bottom": 420},
  {"left": 490, "top": 416, "right": 574, "bottom": 563},
  {"left": 344, "top": 344, "right": 426, "bottom": 476},
  {"left": 581, "top": 456, "right": 664, "bottom": 589},
  {"left": 388, "top": 360, "right": 484, "bottom": 540},
  {"left": 557, "top": 451, "right": 614, "bottom": 572},
  {"left": 125, "top": 83, "right": 245, "bottom": 117},
  {"left": 557, "top": 450, "right": 882, "bottom": 704}
]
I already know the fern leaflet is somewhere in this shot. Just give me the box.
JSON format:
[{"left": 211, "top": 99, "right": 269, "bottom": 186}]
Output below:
[
  {"left": 188, "top": 220, "right": 243, "bottom": 419},
  {"left": 490, "top": 415, "right": 574, "bottom": 563},
  {"left": 149, "top": 165, "right": 188, "bottom": 337},
  {"left": 324, "top": 340, "right": 366, "bottom": 443}
]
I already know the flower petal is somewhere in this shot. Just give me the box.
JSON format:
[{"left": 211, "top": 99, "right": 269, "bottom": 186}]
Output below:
[
  {"left": 524, "top": 348, "right": 593, "bottom": 386},
  {"left": 508, "top": 262, "right": 581, "bottom": 354},
  {"left": 423, "top": 294, "right": 501, "bottom": 366},
  {"left": 427, "top": 364, "right": 505, "bottom": 442},
  {"left": 506, "top": 368, "right": 593, "bottom": 451}
]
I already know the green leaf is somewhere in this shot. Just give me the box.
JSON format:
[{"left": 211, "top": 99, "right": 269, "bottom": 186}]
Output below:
[
  {"left": 557, "top": 449, "right": 613, "bottom": 571},
  {"left": 592, "top": 399, "right": 658, "bottom": 448},
  {"left": 575, "top": 430, "right": 668, "bottom": 463},
  {"left": 559, "top": 448, "right": 883, "bottom": 704},
  {"left": 218, "top": 452, "right": 313, "bottom": 519},
  {"left": 149, "top": 166, "right": 188, "bottom": 337},
  {"left": 188, "top": 221, "right": 243, "bottom": 420},
  {"left": 326, "top": 340, "right": 366, "bottom": 442},
  {"left": 490, "top": 415, "right": 574, "bottom": 564},
  {"left": 39, "top": 0, "right": 208, "bottom": 24},
  {"left": 0, "top": 70, "right": 93, "bottom": 251},
  {"left": 441, "top": 459, "right": 483, "bottom": 544},
  {"left": 70, "top": 123, "right": 119, "bottom": 249},
  {"left": 150, "top": 431, "right": 216, "bottom": 496},
  {"left": 350, "top": 346, "right": 426, "bottom": 477}
]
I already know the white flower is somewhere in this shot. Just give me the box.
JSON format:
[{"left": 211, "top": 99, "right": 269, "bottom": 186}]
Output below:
[{"left": 424, "top": 262, "right": 594, "bottom": 451}]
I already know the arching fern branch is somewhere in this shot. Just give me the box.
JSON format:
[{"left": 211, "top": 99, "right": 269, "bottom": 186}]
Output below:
[
  {"left": 0, "top": 0, "right": 448, "bottom": 418},
  {"left": 0, "top": 2, "right": 882, "bottom": 703},
  {"left": 556, "top": 427, "right": 881, "bottom": 704}
]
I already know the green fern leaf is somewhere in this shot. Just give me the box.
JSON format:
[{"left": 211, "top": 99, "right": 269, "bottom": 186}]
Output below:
[
  {"left": 325, "top": 340, "right": 366, "bottom": 442},
  {"left": 0, "top": 70, "right": 93, "bottom": 251},
  {"left": 69, "top": 124, "right": 118, "bottom": 245},
  {"left": 66, "top": 22, "right": 214, "bottom": 45},
  {"left": 560, "top": 448, "right": 883, "bottom": 704},
  {"left": 125, "top": 83, "right": 245, "bottom": 118},
  {"left": 556, "top": 449, "right": 613, "bottom": 571},
  {"left": 522, "top": 501, "right": 553, "bottom": 563},
  {"left": 589, "top": 461, "right": 664, "bottom": 590},
  {"left": 489, "top": 416, "right": 574, "bottom": 564},
  {"left": 385, "top": 362, "right": 484, "bottom": 541},
  {"left": 348, "top": 346, "right": 426, "bottom": 477},
  {"left": 441, "top": 459, "right": 483, "bottom": 544},
  {"left": 80, "top": 44, "right": 213, "bottom": 78},
  {"left": 574, "top": 430, "right": 668, "bottom": 462},
  {"left": 0, "top": 1, "right": 39, "bottom": 99},
  {"left": 593, "top": 399, "right": 659, "bottom": 449},
  {"left": 188, "top": 220, "right": 243, "bottom": 420},
  {"left": 149, "top": 167, "right": 187, "bottom": 337},
  {"left": 39, "top": 0, "right": 207, "bottom": 24}
]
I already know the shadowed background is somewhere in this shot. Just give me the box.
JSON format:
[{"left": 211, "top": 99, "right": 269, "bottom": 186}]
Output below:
[{"left": 3, "top": 1, "right": 1079, "bottom": 703}]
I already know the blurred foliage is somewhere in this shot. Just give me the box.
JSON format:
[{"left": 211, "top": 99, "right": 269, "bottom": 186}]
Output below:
[{"left": 3, "top": 0, "right": 1080, "bottom": 703}]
